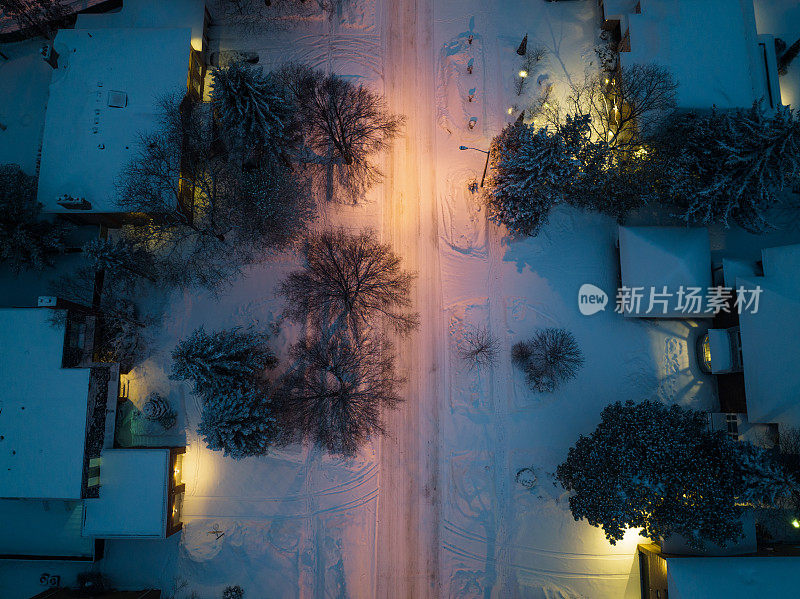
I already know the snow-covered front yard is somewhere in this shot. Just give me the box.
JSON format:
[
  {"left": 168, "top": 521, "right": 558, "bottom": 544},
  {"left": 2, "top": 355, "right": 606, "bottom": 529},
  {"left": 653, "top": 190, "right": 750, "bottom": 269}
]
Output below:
[{"left": 4, "top": 0, "right": 800, "bottom": 598}]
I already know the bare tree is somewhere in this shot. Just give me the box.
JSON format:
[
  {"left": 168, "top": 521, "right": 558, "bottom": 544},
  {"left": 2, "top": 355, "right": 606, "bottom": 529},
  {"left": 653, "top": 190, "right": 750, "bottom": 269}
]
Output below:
[
  {"left": 545, "top": 64, "right": 677, "bottom": 151},
  {"left": 49, "top": 266, "right": 155, "bottom": 370},
  {"left": 457, "top": 325, "right": 500, "bottom": 369},
  {"left": 278, "top": 330, "right": 402, "bottom": 456},
  {"left": 512, "top": 328, "right": 584, "bottom": 393},
  {"left": 0, "top": 0, "right": 70, "bottom": 40},
  {"left": 212, "top": 0, "right": 350, "bottom": 32},
  {"left": 117, "top": 93, "right": 314, "bottom": 291},
  {"left": 279, "top": 64, "right": 404, "bottom": 200},
  {"left": 280, "top": 228, "right": 418, "bottom": 335}
]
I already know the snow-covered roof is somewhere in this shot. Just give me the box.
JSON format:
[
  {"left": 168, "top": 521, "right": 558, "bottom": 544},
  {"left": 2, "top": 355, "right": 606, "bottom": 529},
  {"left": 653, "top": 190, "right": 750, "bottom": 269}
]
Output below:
[
  {"left": 0, "top": 308, "right": 90, "bottom": 499},
  {"left": 75, "top": 0, "right": 208, "bottom": 53},
  {"left": 618, "top": 226, "right": 712, "bottom": 317},
  {"left": 0, "top": 499, "right": 94, "bottom": 558},
  {"left": 738, "top": 272, "right": 800, "bottom": 427},
  {"left": 37, "top": 27, "right": 192, "bottom": 214},
  {"left": 666, "top": 556, "right": 800, "bottom": 599},
  {"left": 762, "top": 243, "right": 800, "bottom": 278},
  {"left": 82, "top": 449, "right": 169, "bottom": 538},
  {"left": 620, "top": 0, "right": 770, "bottom": 109}
]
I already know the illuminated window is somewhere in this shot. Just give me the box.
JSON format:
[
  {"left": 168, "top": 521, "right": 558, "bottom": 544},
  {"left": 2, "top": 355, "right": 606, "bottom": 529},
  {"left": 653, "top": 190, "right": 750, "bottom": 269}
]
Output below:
[{"left": 173, "top": 453, "right": 184, "bottom": 487}]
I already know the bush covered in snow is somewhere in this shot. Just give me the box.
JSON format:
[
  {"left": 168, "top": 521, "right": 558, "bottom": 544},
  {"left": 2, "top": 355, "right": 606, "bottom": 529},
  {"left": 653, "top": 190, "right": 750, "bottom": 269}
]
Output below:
[
  {"left": 649, "top": 103, "right": 800, "bottom": 232},
  {"left": 222, "top": 586, "right": 244, "bottom": 599},
  {"left": 0, "top": 163, "right": 69, "bottom": 272},
  {"left": 198, "top": 385, "right": 279, "bottom": 459},
  {"left": 511, "top": 328, "right": 583, "bottom": 393},
  {"left": 172, "top": 326, "right": 281, "bottom": 458},
  {"left": 556, "top": 400, "right": 797, "bottom": 549},
  {"left": 171, "top": 326, "right": 277, "bottom": 395},
  {"left": 484, "top": 122, "right": 579, "bottom": 236},
  {"left": 457, "top": 325, "right": 499, "bottom": 369}
]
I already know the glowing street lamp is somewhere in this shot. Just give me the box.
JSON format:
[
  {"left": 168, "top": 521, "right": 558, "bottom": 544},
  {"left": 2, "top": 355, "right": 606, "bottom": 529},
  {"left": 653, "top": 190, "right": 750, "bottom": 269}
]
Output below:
[
  {"left": 792, "top": 519, "right": 800, "bottom": 529},
  {"left": 518, "top": 70, "right": 528, "bottom": 78},
  {"left": 459, "top": 145, "right": 491, "bottom": 187}
]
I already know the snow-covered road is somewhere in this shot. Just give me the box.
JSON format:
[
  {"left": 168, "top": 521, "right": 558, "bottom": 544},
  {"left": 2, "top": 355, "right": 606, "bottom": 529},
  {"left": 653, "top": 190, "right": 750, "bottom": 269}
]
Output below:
[{"left": 377, "top": 0, "right": 443, "bottom": 596}]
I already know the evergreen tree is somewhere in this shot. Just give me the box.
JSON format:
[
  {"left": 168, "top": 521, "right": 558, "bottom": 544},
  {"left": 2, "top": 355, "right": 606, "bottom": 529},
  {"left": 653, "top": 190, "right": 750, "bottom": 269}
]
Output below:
[
  {"left": 556, "top": 400, "right": 796, "bottom": 549},
  {"left": 171, "top": 326, "right": 277, "bottom": 395},
  {"left": 484, "top": 122, "right": 578, "bottom": 237},
  {"left": 198, "top": 385, "right": 278, "bottom": 459},
  {"left": 735, "top": 442, "right": 797, "bottom": 507},
  {"left": 210, "top": 59, "right": 298, "bottom": 159},
  {"left": 484, "top": 117, "right": 650, "bottom": 237},
  {"left": 0, "top": 163, "right": 69, "bottom": 272},
  {"left": 650, "top": 104, "right": 800, "bottom": 232}
]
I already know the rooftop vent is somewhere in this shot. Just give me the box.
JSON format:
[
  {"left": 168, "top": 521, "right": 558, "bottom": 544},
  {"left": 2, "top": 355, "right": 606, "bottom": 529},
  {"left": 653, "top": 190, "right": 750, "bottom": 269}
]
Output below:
[
  {"left": 57, "top": 194, "right": 91, "bottom": 210},
  {"left": 107, "top": 90, "right": 127, "bottom": 108},
  {"left": 38, "top": 296, "right": 57, "bottom": 307}
]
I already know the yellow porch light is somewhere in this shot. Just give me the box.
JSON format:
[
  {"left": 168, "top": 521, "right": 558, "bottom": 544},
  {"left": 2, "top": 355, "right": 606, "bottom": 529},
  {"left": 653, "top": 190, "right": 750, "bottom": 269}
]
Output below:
[
  {"left": 518, "top": 70, "right": 528, "bottom": 78},
  {"left": 792, "top": 519, "right": 800, "bottom": 529}
]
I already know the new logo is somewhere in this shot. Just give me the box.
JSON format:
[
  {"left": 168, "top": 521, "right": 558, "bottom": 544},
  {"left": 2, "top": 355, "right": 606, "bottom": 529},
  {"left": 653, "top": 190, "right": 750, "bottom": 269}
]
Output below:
[{"left": 578, "top": 284, "right": 608, "bottom": 316}]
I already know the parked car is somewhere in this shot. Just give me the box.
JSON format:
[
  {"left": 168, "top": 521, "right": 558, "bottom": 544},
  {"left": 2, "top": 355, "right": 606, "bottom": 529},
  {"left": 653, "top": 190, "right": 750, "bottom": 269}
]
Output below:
[{"left": 697, "top": 327, "right": 743, "bottom": 374}]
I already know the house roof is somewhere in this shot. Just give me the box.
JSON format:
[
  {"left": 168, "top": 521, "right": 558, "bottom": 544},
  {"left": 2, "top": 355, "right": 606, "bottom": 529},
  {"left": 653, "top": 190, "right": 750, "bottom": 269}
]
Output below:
[
  {"left": 36, "top": 27, "right": 192, "bottom": 214},
  {"left": 620, "top": 0, "right": 769, "bottom": 109},
  {"left": 738, "top": 273, "right": 800, "bottom": 427},
  {"left": 82, "top": 449, "right": 170, "bottom": 538},
  {"left": 618, "top": 226, "right": 712, "bottom": 317},
  {"left": 0, "top": 498, "right": 94, "bottom": 558},
  {"left": 0, "top": 309, "right": 90, "bottom": 499},
  {"left": 666, "top": 556, "right": 800, "bottom": 599}
]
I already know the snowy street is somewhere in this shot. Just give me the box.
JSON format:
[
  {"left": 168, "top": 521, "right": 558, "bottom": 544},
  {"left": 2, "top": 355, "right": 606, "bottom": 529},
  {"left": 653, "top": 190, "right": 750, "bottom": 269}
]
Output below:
[{"left": 161, "top": 1, "right": 713, "bottom": 597}]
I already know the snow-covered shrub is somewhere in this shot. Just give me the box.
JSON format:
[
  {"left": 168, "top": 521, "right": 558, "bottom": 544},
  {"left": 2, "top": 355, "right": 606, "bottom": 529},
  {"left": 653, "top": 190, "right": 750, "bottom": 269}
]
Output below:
[
  {"left": 0, "top": 163, "right": 69, "bottom": 272},
  {"left": 556, "top": 400, "right": 797, "bottom": 549},
  {"left": 649, "top": 103, "right": 800, "bottom": 232},
  {"left": 142, "top": 392, "right": 177, "bottom": 430},
  {"left": 210, "top": 58, "right": 298, "bottom": 160},
  {"left": 198, "top": 386, "right": 278, "bottom": 459},
  {"left": 279, "top": 331, "right": 402, "bottom": 457},
  {"left": 222, "top": 586, "right": 244, "bottom": 599},
  {"left": 512, "top": 328, "right": 583, "bottom": 393},
  {"left": 457, "top": 325, "right": 499, "bottom": 369},
  {"left": 510, "top": 340, "right": 533, "bottom": 369},
  {"left": 280, "top": 228, "right": 418, "bottom": 335},
  {"left": 171, "top": 326, "right": 277, "bottom": 396}
]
